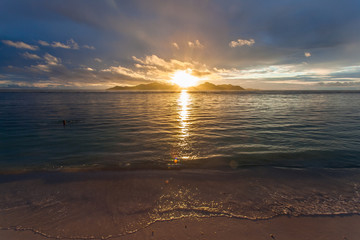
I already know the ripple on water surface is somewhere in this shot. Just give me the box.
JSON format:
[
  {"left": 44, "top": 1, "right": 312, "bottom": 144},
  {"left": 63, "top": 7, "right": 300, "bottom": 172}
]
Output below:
[{"left": 1, "top": 91, "right": 360, "bottom": 170}]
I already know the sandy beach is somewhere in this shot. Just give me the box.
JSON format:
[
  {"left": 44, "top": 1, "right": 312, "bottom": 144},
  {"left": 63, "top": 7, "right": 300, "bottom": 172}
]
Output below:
[
  {"left": 1, "top": 215, "right": 360, "bottom": 240},
  {"left": 1, "top": 168, "right": 360, "bottom": 239}
]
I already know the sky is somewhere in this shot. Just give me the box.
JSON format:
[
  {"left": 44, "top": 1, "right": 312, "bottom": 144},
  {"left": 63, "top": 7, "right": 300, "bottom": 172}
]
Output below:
[{"left": 1, "top": 0, "right": 360, "bottom": 90}]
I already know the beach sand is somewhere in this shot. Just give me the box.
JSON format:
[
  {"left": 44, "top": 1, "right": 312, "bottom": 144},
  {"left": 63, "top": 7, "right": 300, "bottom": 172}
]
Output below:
[
  {"left": 1, "top": 215, "right": 360, "bottom": 240},
  {"left": 1, "top": 168, "right": 360, "bottom": 239}
]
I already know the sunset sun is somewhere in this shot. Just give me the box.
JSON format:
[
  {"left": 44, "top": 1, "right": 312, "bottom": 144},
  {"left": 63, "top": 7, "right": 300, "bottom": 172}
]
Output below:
[{"left": 171, "top": 70, "right": 199, "bottom": 88}]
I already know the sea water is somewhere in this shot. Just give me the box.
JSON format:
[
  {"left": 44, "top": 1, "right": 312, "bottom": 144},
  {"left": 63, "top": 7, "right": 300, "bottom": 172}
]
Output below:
[
  {"left": 1, "top": 90, "right": 360, "bottom": 238},
  {"left": 1, "top": 90, "right": 360, "bottom": 171}
]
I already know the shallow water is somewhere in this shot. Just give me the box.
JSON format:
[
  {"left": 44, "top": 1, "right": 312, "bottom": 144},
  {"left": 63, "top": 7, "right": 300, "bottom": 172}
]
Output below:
[
  {"left": 0, "top": 168, "right": 360, "bottom": 238},
  {"left": 1, "top": 90, "right": 360, "bottom": 171}
]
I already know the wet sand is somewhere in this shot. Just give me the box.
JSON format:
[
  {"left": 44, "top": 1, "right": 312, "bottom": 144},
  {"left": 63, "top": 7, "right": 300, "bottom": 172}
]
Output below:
[
  {"left": 1, "top": 215, "right": 360, "bottom": 240},
  {"left": 1, "top": 168, "right": 360, "bottom": 239}
]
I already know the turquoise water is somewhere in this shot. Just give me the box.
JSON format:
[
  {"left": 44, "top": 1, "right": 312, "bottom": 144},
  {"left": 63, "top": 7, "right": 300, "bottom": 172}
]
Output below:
[{"left": 1, "top": 90, "right": 360, "bottom": 171}]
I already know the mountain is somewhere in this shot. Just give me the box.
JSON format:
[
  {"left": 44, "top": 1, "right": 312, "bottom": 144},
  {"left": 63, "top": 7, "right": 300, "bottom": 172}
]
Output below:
[
  {"left": 107, "top": 82, "right": 245, "bottom": 91},
  {"left": 188, "top": 82, "right": 244, "bottom": 91},
  {"left": 108, "top": 82, "right": 180, "bottom": 91}
]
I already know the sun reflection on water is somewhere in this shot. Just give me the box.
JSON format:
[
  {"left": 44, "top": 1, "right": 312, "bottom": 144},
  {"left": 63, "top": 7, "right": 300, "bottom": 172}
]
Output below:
[
  {"left": 168, "top": 90, "right": 192, "bottom": 166},
  {"left": 179, "top": 89, "right": 190, "bottom": 138}
]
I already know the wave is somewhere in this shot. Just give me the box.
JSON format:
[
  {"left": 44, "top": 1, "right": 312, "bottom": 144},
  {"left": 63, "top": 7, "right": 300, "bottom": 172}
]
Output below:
[{"left": 1, "top": 168, "right": 360, "bottom": 238}]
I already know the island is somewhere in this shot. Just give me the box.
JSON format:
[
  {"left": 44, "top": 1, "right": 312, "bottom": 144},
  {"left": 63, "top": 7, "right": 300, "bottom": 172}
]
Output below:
[
  {"left": 188, "top": 82, "right": 244, "bottom": 91},
  {"left": 107, "top": 82, "right": 245, "bottom": 91}
]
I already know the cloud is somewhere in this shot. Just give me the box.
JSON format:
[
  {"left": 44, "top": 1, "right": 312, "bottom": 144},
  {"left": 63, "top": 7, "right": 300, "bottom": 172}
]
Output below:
[
  {"left": 43, "top": 53, "right": 61, "bottom": 65},
  {"left": 229, "top": 38, "right": 255, "bottom": 48},
  {"left": 38, "top": 39, "right": 94, "bottom": 50},
  {"left": 38, "top": 40, "right": 50, "bottom": 46},
  {"left": 191, "top": 70, "right": 211, "bottom": 77},
  {"left": 102, "top": 65, "right": 146, "bottom": 80},
  {"left": 22, "top": 52, "right": 41, "bottom": 60},
  {"left": 38, "top": 39, "right": 79, "bottom": 49},
  {"left": 2, "top": 53, "right": 219, "bottom": 89},
  {"left": 305, "top": 52, "right": 311, "bottom": 57},
  {"left": 318, "top": 81, "right": 360, "bottom": 87},
  {"left": 172, "top": 42, "right": 179, "bottom": 50},
  {"left": 2, "top": 40, "right": 38, "bottom": 50},
  {"left": 52, "top": 39, "right": 79, "bottom": 49},
  {"left": 188, "top": 40, "right": 204, "bottom": 48},
  {"left": 29, "top": 53, "right": 62, "bottom": 72},
  {"left": 6, "top": 51, "right": 360, "bottom": 89},
  {"left": 51, "top": 42, "right": 72, "bottom": 49},
  {"left": 104, "top": 55, "right": 356, "bottom": 89},
  {"left": 328, "top": 65, "right": 360, "bottom": 79},
  {"left": 132, "top": 55, "right": 169, "bottom": 68},
  {"left": 213, "top": 64, "right": 316, "bottom": 83},
  {"left": 0, "top": 80, "right": 12, "bottom": 85},
  {"left": 94, "top": 58, "right": 102, "bottom": 62},
  {"left": 103, "top": 54, "right": 217, "bottom": 83},
  {"left": 83, "top": 45, "right": 95, "bottom": 50},
  {"left": 131, "top": 55, "right": 210, "bottom": 76}
]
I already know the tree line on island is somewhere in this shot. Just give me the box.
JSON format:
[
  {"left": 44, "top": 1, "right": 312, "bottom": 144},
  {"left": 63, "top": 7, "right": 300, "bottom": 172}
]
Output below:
[{"left": 108, "top": 82, "right": 248, "bottom": 91}]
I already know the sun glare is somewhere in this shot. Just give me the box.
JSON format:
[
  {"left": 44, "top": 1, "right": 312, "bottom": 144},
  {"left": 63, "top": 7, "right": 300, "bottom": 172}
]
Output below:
[{"left": 171, "top": 70, "right": 199, "bottom": 88}]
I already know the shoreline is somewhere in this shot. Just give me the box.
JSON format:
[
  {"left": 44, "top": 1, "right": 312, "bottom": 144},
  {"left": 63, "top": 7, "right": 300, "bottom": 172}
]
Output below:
[
  {"left": 2, "top": 164, "right": 360, "bottom": 176},
  {"left": 1, "top": 215, "right": 360, "bottom": 240},
  {"left": 1, "top": 168, "right": 360, "bottom": 239}
]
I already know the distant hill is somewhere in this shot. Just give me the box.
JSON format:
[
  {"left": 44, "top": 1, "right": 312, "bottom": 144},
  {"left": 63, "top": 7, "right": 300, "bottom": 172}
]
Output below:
[
  {"left": 108, "top": 82, "right": 245, "bottom": 91},
  {"left": 188, "top": 82, "right": 244, "bottom": 91},
  {"left": 108, "top": 82, "right": 180, "bottom": 91}
]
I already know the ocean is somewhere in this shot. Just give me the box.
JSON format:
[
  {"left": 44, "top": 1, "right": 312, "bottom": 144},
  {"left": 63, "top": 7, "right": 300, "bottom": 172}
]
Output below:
[
  {"left": 1, "top": 90, "right": 360, "bottom": 171},
  {"left": 1, "top": 90, "right": 360, "bottom": 237}
]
